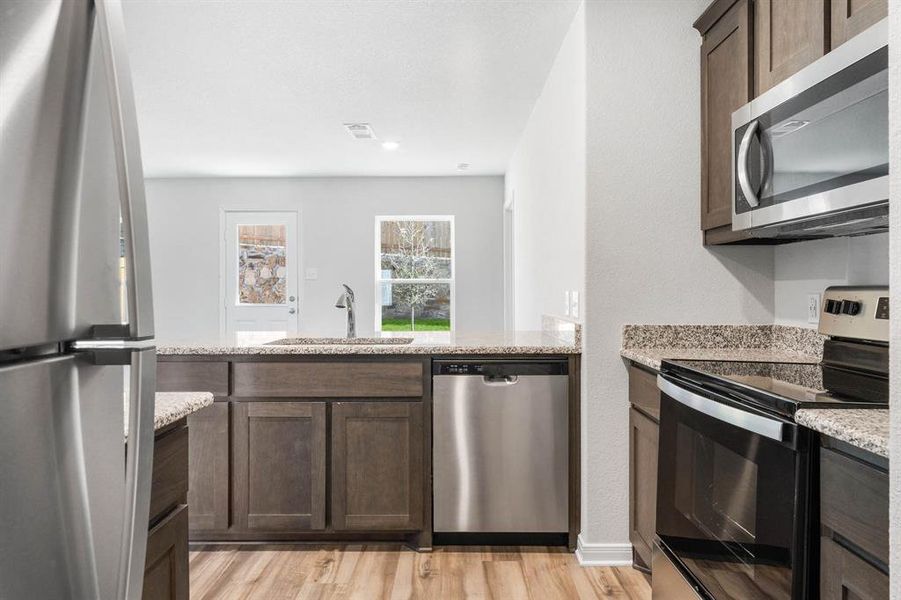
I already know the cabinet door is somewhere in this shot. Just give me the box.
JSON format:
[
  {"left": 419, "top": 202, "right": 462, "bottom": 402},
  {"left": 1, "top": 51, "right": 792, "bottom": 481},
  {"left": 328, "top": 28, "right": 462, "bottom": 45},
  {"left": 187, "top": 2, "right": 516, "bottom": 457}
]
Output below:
[
  {"left": 232, "top": 401, "right": 327, "bottom": 531},
  {"left": 821, "top": 537, "right": 889, "bottom": 600},
  {"left": 629, "top": 407, "right": 659, "bottom": 569},
  {"left": 830, "top": 0, "right": 887, "bottom": 49},
  {"left": 700, "top": 0, "right": 752, "bottom": 230},
  {"left": 186, "top": 403, "right": 229, "bottom": 532},
  {"left": 142, "top": 504, "right": 189, "bottom": 600},
  {"left": 755, "top": 0, "right": 826, "bottom": 94},
  {"left": 332, "top": 402, "right": 424, "bottom": 531}
]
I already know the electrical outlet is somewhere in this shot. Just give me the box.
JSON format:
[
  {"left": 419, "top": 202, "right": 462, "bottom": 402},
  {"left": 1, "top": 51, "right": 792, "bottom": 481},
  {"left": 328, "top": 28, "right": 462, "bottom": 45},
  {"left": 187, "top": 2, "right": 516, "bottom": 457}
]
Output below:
[
  {"left": 807, "top": 293, "right": 821, "bottom": 324},
  {"left": 564, "top": 291, "right": 571, "bottom": 317},
  {"left": 570, "top": 291, "right": 580, "bottom": 319}
]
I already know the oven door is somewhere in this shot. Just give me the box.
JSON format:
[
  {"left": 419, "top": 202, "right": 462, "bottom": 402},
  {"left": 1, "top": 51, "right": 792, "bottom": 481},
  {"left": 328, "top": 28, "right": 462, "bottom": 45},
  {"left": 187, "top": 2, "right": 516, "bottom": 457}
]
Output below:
[
  {"left": 655, "top": 375, "right": 812, "bottom": 600},
  {"left": 731, "top": 20, "right": 888, "bottom": 234}
]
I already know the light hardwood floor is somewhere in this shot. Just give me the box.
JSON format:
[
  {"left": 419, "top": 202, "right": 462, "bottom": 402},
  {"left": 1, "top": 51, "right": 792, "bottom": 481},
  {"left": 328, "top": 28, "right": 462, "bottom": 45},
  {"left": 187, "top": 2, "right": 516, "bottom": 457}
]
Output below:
[{"left": 189, "top": 544, "right": 651, "bottom": 600}]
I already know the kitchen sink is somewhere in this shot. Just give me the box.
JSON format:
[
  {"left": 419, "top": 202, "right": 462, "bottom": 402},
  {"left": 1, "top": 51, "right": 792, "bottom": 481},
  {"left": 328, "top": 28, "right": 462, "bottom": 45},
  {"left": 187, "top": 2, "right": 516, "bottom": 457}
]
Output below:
[{"left": 265, "top": 336, "right": 415, "bottom": 345}]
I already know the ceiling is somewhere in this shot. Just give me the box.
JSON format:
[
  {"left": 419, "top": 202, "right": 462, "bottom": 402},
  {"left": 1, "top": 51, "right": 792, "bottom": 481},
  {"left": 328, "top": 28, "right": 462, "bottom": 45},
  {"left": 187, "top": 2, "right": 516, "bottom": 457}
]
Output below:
[{"left": 122, "top": 0, "right": 580, "bottom": 178}]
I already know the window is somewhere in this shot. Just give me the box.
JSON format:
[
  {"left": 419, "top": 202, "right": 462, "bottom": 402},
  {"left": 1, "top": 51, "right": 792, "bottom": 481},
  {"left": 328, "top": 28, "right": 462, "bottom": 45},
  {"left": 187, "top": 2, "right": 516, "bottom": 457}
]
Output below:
[{"left": 376, "top": 217, "right": 454, "bottom": 333}]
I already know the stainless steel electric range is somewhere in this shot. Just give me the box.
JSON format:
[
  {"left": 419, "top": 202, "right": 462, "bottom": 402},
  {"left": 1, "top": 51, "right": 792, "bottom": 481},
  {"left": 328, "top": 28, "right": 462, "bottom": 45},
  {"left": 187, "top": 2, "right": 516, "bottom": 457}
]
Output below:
[{"left": 653, "top": 286, "right": 889, "bottom": 600}]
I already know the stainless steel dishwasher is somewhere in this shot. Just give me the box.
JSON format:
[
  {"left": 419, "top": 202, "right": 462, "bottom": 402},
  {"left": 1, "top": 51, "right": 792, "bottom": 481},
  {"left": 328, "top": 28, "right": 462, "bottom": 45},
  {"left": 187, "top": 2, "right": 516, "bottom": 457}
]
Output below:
[{"left": 432, "top": 360, "right": 569, "bottom": 536}]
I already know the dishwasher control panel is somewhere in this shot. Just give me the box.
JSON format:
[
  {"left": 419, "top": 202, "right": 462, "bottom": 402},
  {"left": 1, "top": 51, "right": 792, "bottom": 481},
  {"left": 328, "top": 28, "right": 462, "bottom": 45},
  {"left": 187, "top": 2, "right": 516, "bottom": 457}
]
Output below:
[{"left": 433, "top": 360, "right": 568, "bottom": 377}]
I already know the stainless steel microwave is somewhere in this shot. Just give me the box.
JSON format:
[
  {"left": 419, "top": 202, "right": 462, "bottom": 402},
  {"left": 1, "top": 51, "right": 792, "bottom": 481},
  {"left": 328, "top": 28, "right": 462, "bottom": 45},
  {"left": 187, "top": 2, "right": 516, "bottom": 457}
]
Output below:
[{"left": 732, "top": 20, "right": 888, "bottom": 239}]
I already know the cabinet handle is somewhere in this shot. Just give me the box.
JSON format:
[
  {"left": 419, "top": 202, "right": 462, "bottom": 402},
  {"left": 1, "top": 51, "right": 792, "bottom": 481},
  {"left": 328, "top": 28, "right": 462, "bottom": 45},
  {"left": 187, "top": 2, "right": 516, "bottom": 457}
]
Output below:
[{"left": 737, "top": 120, "right": 760, "bottom": 208}]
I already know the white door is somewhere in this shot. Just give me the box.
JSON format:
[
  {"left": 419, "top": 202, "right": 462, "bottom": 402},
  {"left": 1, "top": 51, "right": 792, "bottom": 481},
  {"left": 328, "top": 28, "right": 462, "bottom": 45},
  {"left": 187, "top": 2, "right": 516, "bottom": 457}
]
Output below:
[{"left": 223, "top": 211, "right": 299, "bottom": 342}]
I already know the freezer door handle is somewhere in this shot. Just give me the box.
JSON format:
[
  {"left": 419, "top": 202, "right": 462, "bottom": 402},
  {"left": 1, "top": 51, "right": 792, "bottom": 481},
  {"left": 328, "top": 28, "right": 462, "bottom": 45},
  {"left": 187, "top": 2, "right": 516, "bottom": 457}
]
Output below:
[
  {"left": 117, "top": 347, "right": 155, "bottom": 600},
  {"left": 95, "top": 0, "right": 154, "bottom": 340}
]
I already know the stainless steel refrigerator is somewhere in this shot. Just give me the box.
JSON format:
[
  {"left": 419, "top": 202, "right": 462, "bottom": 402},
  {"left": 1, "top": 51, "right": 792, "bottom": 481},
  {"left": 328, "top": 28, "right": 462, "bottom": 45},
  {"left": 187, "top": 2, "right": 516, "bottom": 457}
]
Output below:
[{"left": 1, "top": 1, "right": 156, "bottom": 598}]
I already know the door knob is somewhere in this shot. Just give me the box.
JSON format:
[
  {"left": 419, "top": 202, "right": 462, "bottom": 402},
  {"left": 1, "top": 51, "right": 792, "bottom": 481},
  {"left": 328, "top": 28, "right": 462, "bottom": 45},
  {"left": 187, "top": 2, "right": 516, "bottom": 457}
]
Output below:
[
  {"left": 289, "top": 295, "right": 296, "bottom": 302},
  {"left": 288, "top": 308, "right": 296, "bottom": 314}
]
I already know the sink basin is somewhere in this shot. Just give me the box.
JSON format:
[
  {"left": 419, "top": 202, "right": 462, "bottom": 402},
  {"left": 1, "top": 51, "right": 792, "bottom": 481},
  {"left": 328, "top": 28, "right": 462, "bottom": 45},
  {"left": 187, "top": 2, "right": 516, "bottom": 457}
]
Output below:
[{"left": 265, "top": 337, "right": 415, "bottom": 346}]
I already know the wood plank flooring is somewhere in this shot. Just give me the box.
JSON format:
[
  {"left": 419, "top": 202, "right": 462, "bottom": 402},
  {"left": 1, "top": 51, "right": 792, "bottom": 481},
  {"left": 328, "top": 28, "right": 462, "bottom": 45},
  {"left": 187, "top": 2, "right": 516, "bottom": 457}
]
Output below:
[{"left": 189, "top": 544, "right": 650, "bottom": 600}]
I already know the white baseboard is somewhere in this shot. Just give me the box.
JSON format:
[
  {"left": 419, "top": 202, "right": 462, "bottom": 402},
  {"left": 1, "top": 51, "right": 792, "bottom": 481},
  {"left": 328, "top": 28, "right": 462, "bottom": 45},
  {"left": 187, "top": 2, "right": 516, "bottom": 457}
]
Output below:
[{"left": 575, "top": 535, "right": 633, "bottom": 566}]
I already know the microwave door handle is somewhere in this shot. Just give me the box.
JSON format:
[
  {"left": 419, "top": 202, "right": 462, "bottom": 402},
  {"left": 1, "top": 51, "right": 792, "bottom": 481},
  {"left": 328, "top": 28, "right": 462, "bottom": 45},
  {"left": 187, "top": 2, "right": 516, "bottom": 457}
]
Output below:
[
  {"left": 737, "top": 120, "right": 760, "bottom": 208},
  {"left": 95, "top": 0, "right": 155, "bottom": 340},
  {"left": 657, "top": 375, "right": 786, "bottom": 442}
]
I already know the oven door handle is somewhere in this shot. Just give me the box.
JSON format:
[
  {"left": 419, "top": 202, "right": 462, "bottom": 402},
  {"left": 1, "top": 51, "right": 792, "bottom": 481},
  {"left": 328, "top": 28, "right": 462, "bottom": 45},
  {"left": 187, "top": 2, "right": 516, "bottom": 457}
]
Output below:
[
  {"left": 657, "top": 375, "right": 787, "bottom": 442},
  {"left": 737, "top": 120, "right": 760, "bottom": 208}
]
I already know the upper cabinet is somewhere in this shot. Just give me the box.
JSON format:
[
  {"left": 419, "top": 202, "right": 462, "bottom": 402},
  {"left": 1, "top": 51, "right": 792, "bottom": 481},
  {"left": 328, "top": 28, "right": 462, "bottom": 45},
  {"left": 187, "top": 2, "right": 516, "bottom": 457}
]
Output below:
[
  {"left": 755, "top": 0, "right": 826, "bottom": 94},
  {"left": 695, "top": 0, "right": 886, "bottom": 245},
  {"left": 830, "top": 0, "right": 888, "bottom": 49},
  {"left": 699, "top": 0, "right": 752, "bottom": 233}
]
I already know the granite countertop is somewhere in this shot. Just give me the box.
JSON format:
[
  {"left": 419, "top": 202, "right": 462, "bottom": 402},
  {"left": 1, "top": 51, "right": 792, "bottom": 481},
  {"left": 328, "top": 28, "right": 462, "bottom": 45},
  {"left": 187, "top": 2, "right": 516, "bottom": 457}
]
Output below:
[
  {"left": 157, "top": 330, "right": 580, "bottom": 356},
  {"left": 795, "top": 409, "right": 889, "bottom": 458},
  {"left": 124, "top": 392, "right": 214, "bottom": 438},
  {"left": 620, "top": 324, "right": 824, "bottom": 370}
]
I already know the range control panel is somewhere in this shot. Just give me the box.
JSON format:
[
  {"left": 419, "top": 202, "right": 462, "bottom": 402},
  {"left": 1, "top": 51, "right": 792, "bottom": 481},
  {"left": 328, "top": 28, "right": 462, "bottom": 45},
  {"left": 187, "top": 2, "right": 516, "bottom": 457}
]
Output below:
[{"left": 819, "top": 286, "right": 889, "bottom": 343}]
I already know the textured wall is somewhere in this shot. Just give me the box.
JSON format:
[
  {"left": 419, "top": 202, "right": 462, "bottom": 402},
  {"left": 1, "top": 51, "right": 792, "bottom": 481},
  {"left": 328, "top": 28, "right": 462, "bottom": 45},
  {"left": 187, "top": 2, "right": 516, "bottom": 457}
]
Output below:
[
  {"left": 505, "top": 3, "right": 586, "bottom": 330},
  {"left": 582, "top": 0, "right": 775, "bottom": 550},
  {"left": 774, "top": 234, "right": 890, "bottom": 327},
  {"left": 888, "top": 2, "right": 900, "bottom": 596},
  {"left": 145, "top": 176, "right": 504, "bottom": 341}
]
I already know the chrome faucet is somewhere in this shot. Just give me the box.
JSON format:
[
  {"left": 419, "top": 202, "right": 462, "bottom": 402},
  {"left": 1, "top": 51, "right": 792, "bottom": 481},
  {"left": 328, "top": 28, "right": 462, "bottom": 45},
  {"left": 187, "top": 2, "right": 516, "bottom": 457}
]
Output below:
[{"left": 334, "top": 284, "right": 356, "bottom": 338}]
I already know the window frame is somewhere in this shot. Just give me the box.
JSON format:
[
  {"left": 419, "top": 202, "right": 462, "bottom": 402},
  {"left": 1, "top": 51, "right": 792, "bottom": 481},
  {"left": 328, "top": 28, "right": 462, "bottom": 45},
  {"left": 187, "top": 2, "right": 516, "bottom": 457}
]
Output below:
[{"left": 374, "top": 215, "right": 455, "bottom": 334}]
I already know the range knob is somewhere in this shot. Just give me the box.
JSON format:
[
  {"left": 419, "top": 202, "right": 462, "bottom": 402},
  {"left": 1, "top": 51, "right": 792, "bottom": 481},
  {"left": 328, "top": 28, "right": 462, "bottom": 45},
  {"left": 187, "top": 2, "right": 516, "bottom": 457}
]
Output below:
[
  {"left": 840, "top": 300, "right": 861, "bottom": 316},
  {"left": 824, "top": 299, "right": 842, "bottom": 315}
]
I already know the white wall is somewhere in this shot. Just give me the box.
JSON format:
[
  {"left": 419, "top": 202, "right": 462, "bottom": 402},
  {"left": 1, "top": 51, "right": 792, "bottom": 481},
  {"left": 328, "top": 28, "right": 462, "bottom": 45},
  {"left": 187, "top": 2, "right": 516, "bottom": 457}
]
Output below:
[
  {"left": 145, "top": 176, "right": 504, "bottom": 341},
  {"left": 888, "top": 1, "right": 899, "bottom": 595},
  {"left": 774, "top": 234, "right": 890, "bottom": 327},
  {"left": 505, "top": 4, "right": 586, "bottom": 330},
  {"left": 581, "top": 0, "right": 776, "bottom": 552}
]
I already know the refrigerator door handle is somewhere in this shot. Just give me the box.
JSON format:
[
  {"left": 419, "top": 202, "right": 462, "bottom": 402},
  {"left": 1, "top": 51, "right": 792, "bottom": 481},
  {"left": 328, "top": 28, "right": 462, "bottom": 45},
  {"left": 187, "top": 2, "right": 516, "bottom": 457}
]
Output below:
[
  {"left": 118, "top": 347, "right": 155, "bottom": 600},
  {"left": 95, "top": 0, "right": 155, "bottom": 341}
]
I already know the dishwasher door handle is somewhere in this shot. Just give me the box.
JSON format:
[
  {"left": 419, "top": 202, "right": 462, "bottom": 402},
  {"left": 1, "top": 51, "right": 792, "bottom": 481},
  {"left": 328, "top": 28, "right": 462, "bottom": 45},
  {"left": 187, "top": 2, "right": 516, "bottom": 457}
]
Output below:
[{"left": 482, "top": 375, "right": 519, "bottom": 386}]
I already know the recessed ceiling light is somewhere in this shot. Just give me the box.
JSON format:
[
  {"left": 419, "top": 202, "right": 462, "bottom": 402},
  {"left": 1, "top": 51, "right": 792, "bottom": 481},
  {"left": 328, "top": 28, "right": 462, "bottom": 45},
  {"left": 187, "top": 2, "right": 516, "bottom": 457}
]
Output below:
[
  {"left": 381, "top": 141, "right": 400, "bottom": 151},
  {"left": 457, "top": 163, "right": 470, "bottom": 171}
]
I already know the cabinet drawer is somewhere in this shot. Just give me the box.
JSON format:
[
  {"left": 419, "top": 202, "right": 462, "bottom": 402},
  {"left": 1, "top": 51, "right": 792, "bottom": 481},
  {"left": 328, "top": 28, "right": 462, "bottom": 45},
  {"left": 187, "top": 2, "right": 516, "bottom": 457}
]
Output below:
[
  {"left": 149, "top": 424, "right": 189, "bottom": 525},
  {"left": 143, "top": 504, "right": 189, "bottom": 600},
  {"left": 628, "top": 365, "right": 660, "bottom": 421},
  {"left": 820, "top": 447, "right": 889, "bottom": 565},
  {"left": 232, "top": 362, "right": 423, "bottom": 398},
  {"left": 157, "top": 361, "right": 229, "bottom": 396}
]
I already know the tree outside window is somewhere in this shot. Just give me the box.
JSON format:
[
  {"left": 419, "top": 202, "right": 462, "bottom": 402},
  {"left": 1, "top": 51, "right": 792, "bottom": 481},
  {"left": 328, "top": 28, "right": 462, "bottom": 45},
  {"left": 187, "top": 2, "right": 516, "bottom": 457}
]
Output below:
[{"left": 376, "top": 217, "right": 453, "bottom": 332}]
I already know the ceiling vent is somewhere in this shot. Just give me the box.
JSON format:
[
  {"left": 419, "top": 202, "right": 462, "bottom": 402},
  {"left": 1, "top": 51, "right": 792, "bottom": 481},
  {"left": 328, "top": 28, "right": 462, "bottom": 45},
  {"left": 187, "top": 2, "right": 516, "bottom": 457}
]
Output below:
[{"left": 343, "top": 123, "right": 377, "bottom": 140}]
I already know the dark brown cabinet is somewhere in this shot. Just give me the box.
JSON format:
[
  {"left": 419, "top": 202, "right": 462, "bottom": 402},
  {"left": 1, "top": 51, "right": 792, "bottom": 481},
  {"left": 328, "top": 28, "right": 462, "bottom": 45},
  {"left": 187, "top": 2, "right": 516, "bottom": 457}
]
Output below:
[
  {"left": 627, "top": 366, "right": 660, "bottom": 570},
  {"left": 821, "top": 537, "right": 889, "bottom": 600},
  {"left": 331, "top": 402, "right": 424, "bottom": 531},
  {"left": 232, "top": 401, "right": 327, "bottom": 531},
  {"left": 819, "top": 444, "right": 889, "bottom": 600},
  {"left": 755, "top": 0, "right": 826, "bottom": 94},
  {"left": 698, "top": 0, "right": 752, "bottom": 234},
  {"left": 629, "top": 407, "right": 658, "bottom": 570},
  {"left": 694, "top": 0, "right": 885, "bottom": 245},
  {"left": 142, "top": 504, "right": 189, "bottom": 600},
  {"left": 186, "top": 403, "right": 230, "bottom": 532},
  {"left": 830, "top": 0, "right": 887, "bottom": 49},
  {"left": 141, "top": 421, "right": 190, "bottom": 600}
]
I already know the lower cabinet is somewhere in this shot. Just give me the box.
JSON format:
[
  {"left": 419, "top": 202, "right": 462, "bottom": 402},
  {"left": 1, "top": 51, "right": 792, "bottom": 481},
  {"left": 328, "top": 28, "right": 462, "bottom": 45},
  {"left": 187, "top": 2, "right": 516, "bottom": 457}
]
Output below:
[
  {"left": 232, "top": 401, "right": 327, "bottom": 531},
  {"left": 628, "top": 365, "right": 661, "bottom": 571},
  {"left": 142, "top": 504, "right": 189, "bottom": 600},
  {"left": 819, "top": 444, "right": 889, "bottom": 599},
  {"left": 331, "top": 402, "right": 424, "bottom": 531},
  {"left": 629, "top": 407, "right": 658, "bottom": 569},
  {"left": 821, "top": 536, "right": 889, "bottom": 600},
  {"left": 186, "top": 403, "right": 230, "bottom": 532}
]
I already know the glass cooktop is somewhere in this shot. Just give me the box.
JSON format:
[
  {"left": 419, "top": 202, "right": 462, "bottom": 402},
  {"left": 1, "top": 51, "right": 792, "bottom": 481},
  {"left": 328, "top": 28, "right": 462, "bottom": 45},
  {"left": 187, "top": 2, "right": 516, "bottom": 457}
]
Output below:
[{"left": 661, "top": 359, "right": 888, "bottom": 417}]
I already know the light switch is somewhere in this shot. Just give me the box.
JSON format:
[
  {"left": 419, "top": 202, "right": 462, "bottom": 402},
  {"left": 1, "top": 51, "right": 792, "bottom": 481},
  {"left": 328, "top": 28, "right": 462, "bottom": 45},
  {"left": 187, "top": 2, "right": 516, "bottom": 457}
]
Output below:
[{"left": 305, "top": 268, "right": 319, "bottom": 280}]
